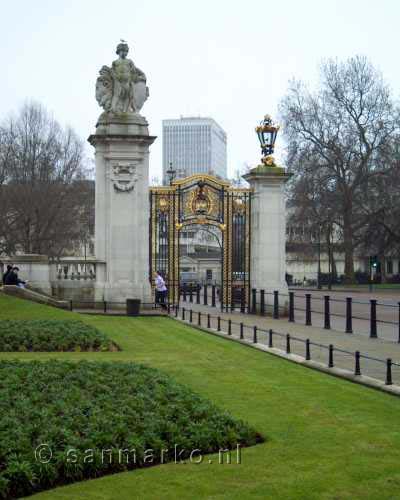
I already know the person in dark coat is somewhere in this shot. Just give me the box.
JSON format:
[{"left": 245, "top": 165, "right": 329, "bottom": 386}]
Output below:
[
  {"left": 5, "top": 267, "right": 26, "bottom": 287},
  {"left": 2, "top": 265, "right": 13, "bottom": 285}
]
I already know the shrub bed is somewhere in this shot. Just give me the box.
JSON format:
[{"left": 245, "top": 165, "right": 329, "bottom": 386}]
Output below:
[
  {"left": 0, "top": 360, "right": 261, "bottom": 498},
  {"left": 0, "top": 320, "right": 117, "bottom": 351}
]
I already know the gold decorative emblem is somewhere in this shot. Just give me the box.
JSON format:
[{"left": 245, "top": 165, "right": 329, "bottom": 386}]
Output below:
[
  {"left": 233, "top": 197, "right": 246, "bottom": 213},
  {"left": 158, "top": 197, "right": 169, "bottom": 212}
]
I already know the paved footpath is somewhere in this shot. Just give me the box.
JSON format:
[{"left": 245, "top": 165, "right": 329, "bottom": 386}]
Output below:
[{"left": 178, "top": 299, "right": 400, "bottom": 386}]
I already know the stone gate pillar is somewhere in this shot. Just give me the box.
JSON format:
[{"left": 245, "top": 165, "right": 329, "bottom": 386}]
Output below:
[
  {"left": 243, "top": 164, "right": 291, "bottom": 307},
  {"left": 88, "top": 114, "right": 156, "bottom": 303},
  {"left": 88, "top": 41, "right": 156, "bottom": 304}
]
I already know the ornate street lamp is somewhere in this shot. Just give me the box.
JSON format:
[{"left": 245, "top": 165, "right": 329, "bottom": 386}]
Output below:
[
  {"left": 255, "top": 114, "right": 280, "bottom": 166},
  {"left": 166, "top": 161, "right": 176, "bottom": 185}
]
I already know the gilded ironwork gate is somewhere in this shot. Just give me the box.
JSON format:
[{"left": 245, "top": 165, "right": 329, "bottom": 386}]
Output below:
[{"left": 150, "top": 174, "right": 252, "bottom": 310}]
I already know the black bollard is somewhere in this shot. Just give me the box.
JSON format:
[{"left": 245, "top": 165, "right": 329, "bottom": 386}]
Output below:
[
  {"left": 288, "top": 292, "right": 295, "bottom": 323},
  {"left": 370, "top": 299, "right": 377, "bottom": 338},
  {"left": 273, "top": 291, "right": 279, "bottom": 319},
  {"left": 324, "top": 296, "right": 331, "bottom": 330},
  {"left": 260, "top": 290, "right": 265, "bottom": 316},
  {"left": 240, "top": 322, "right": 244, "bottom": 339},
  {"left": 305, "top": 294, "right": 312, "bottom": 326},
  {"left": 252, "top": 288, "right": 257, "bottom": 314},
  {"left": 346, "top": 297, "right": 353, "bottom": 334},
  {"left": 253, "top": 326, "right": 257, "bottom": 343}
]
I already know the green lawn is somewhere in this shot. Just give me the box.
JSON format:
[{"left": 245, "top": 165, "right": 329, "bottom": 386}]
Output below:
[{"left": 1, "top": 293, "right": 400, "bottom": 499}]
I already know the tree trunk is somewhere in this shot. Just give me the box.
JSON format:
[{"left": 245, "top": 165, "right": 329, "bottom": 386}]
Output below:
[{"left": 343, "top": 208, "right": 355, "bottom": 283}]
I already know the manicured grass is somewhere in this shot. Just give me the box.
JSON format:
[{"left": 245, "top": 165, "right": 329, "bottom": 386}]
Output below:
[
  {"left": 0, "top": 319, "right": 116, "bottom": 352},
  {"left": 1, "top": 293, "right": 400, "bottom": 499},
  {"left": 0, "top": 360, "right": 258, "bottom": 499}
]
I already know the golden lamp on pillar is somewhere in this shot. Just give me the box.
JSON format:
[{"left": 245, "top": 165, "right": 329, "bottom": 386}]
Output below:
[{"left": 255, "top": 115, "right": 280, "bottom": 166}]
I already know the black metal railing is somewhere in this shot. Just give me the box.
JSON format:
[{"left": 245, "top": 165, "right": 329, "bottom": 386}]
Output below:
[
  {"left": 178, "top": 285, "right": 400, "bottom": 343},
  {"left": 171, "top": 305, "right": 399, "bottom": 388}
]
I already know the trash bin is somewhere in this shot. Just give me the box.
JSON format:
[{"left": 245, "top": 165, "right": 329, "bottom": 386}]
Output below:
[{"left": 126, "top": 299, "right": 141, "bottom": 316}]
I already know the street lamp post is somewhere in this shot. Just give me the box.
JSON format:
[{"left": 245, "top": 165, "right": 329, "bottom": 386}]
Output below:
[
  {"left": 255, "top": 115, "right": 280, "bottom": 165},
  {"left": 166, "top": 161, "right": 176, "bottom": 186}
]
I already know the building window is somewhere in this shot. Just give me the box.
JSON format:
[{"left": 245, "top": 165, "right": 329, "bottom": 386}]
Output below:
[{"left": 387, "top": 260, "right": 393, "bottom": 274}]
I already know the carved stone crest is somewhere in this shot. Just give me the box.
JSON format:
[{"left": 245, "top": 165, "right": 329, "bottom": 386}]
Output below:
[{"left": 111, "top": 164, "right": 138, "bottom": 193}]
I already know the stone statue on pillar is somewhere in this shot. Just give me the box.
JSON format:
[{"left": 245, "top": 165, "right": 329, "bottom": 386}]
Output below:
[
  {"left": 95, "top": 40, "right": 149, "bottom": 114},
  {"left": 89, "top": 41, "right": 156, "bottom": 305}
]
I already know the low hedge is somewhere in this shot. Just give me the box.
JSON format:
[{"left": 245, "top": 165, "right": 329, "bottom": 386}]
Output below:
[
  {"left": 0, "top": 319, "right": 117, "bottom": 352},
  {"left": 0, "top": 360, "right": 261, "bottom": 498}
]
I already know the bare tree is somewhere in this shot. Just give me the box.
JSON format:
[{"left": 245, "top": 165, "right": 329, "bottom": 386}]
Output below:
[
  {"left": 280, "top": 56, "right": 398, "bottom": 282},
  {"left": 0, "top": 101, "right": 91, "bottom": 257}
]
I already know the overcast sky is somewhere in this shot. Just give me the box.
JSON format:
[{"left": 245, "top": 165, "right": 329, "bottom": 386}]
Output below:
[{"left": 1, "top": 0, "right": 399, "bottom": 180}]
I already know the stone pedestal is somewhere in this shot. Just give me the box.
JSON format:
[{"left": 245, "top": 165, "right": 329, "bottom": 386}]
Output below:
[
  {"left": 88, "top": 112, "right": 156, "bottom": 304},
  {"left": 243, "top": 165, "right": 291, "bottom": 307}
]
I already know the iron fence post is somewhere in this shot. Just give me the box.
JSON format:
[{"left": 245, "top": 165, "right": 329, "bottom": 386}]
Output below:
[
  {"left": 286, "top": 334, "right": 291, "bottom": 354},
  {"left": 175, "top": 305, "right": 179, "bottom": 317},
  {"left": 328, "top": 344, "right": 334, "bottom": 367},
  {"left": 198, "top": 311, "right": 201, "bottom": 326},
  {"left": 207, "top": 313, "right": 211, "bottom": 328},
  {"left": 217, "top": 316, "right": 221, "bottom": 331},
  {"left": 212, "top": 285, "right": 216, "bottom": 307},
  {"left": 386, "top": 358, "right": 393, "bottom": 385},
  {"left": 253, "top": 326, "right": 257, "bottom": 343},
  {"left": 228, "top": 319, "right": 232, "bottom": 335},
  {"left": 196, "top": 285, "right": 200, "bottom": 305},
  {"left": 306, "top": 339, "right": 311, "bottom": 360},
  {"left": 240, "top": 322, "right": 244, "bottom": 339},
  {"left": 182, "top": 307, "right": 185, "bottom": 320},
  {"left": 203, "top": 284, "right": 208, "bottom": 306},
  {"left": 189, "top": 309, "right": 193, "bottom": 323},
  {"left": 103, "top": 301, "right": 107, "bottom": 314},
  {"left": 268, "top": 329, "right": 273, "bottom": 348},
  {"left": 189, "top": 285, "right": 193, "bottom": 303},
  {"left": 354, "top": 351, "right": 361, "bottom": 376}
]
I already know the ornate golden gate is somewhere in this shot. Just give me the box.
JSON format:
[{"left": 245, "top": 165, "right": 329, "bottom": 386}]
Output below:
[{"left": 149, "top": 174, "right": 252, "bottom": 310}]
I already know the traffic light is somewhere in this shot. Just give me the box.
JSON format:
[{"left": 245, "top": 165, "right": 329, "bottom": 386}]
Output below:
[{"left": 370, "top": 256, "right": 378, "bottom": 269}]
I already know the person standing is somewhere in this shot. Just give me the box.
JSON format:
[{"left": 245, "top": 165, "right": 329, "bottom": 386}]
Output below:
[{"left": 154, "top": 271, "right": 168, "bottom": 311}]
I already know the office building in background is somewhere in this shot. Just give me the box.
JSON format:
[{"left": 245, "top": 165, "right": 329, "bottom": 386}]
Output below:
[{"left": 162, "top": 116, "right": 227, "bottom": 183}]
